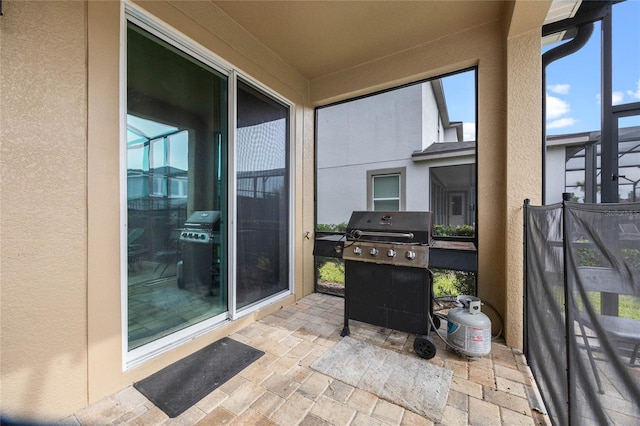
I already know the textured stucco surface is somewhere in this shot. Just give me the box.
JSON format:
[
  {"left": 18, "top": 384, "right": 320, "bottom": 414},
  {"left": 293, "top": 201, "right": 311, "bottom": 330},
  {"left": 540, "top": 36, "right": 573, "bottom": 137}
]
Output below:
[
  {"left": 310, "top": 21, "right": 509, "bottom": 336},
  {"left": 1, "top": 0, "right": 88, "bottom": 420},
  {"left": 85, "top": 0, "right": 315, "bottom": 406},
  {"left": 1, "top": 0, "right": 548, "bottom": 419},
  {"left": 505, "top": 29, "right": 543, "bottom": 348}
]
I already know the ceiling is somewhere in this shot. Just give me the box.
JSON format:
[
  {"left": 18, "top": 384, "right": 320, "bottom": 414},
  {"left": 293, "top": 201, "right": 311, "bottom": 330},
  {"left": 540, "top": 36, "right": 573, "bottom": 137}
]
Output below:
[
  {"left": 214, "top": 1, "right": 504, "bottom": 81},
  {"left": 213, "top": 0, "right": 579, "bottom": 82}
]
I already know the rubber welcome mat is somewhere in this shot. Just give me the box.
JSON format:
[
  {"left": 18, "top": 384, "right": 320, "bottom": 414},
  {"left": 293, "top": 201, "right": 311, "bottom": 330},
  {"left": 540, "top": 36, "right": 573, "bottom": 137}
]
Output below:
[{"left": 134, "top": 337, "right": 264, "bottom": 418}]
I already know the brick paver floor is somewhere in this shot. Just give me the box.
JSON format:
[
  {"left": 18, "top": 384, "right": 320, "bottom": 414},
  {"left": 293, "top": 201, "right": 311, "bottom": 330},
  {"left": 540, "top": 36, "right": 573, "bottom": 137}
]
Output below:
[{"left": 60, "top": 293, "right": 551, "bottom": 425}]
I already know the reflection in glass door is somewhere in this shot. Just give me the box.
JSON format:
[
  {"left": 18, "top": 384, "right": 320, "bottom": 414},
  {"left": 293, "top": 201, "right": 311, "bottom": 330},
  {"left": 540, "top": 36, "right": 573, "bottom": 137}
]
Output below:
[{"left": 126, "top": 22, "right": 228, "bottom": 351}]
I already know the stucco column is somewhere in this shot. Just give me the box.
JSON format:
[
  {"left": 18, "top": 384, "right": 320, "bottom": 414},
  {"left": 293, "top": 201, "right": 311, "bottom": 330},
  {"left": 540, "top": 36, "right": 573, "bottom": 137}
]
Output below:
[
  {"left": 504, "top": 29, "right": 543, "bottom": 349},
  {"left": 1, "top": 0, "right": 88, "bottom": 419}
]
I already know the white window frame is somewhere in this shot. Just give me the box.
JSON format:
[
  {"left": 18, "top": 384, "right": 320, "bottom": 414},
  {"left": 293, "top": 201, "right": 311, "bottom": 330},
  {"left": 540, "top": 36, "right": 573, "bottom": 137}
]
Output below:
[
  {"left": 121, "top": 1, "right": 295, "bottom": 370},
  {"left": 367, "top": 167, "right": 406, "bottom": 211}
]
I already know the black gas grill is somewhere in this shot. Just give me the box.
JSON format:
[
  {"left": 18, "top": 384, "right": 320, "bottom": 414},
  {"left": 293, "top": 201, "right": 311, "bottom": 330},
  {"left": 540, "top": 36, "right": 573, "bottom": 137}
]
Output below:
[
  {"left": 177, "top": 211, "right": 221, "bottom": 293},
  {"left": 179, "top": 210, "right": 221, "bottom": 245},
  {"left": 341, "top": 211, "right": 437, "bottom": 358}
]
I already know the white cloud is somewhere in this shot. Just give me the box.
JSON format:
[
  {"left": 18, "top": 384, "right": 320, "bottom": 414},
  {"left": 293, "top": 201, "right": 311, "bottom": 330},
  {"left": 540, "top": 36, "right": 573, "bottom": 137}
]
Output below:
[
  {"left": 596, "top": 87, "right": 640, "bottom": 105},
  {"left": 463, "top": 122, "right": 476, "bottom": 141},
  {"left": 613, "top": 91, "right": 624, "bottom": 105},
  {"left": 547, "top": 117, "right": 577, "bottom": 129},
  {"left": 627, "top": 79, "right": 640, "bottom": 100},
  {"left": 548, "top": 84, "right": 570, "bottom": 95},
  {"left": 546, "top": 94, "right": 570, "bottom": 120}
]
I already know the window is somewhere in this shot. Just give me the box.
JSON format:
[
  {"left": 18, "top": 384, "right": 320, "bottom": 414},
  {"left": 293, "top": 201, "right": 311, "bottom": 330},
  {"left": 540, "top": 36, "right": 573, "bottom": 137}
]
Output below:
[
  {"left": 367, "top": 168, "right": 405, "bottom": 211},
  {"left": 372, "top": 174, "right": 400, "bottom": 210}
]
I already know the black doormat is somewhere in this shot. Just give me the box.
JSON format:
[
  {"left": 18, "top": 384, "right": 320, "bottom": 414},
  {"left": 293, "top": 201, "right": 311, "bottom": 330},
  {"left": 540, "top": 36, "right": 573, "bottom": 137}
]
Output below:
[{"left": 133, "top": 337, "right": 264, "bottom": 418}]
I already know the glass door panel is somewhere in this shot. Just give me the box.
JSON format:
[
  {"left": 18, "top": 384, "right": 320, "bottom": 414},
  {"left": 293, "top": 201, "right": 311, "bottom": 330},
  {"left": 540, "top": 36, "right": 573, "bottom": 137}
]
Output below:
[
  {"left": 236, "top": 80, "right": 290, "bottom": 309},
  {"left": 126, "top": 23, "right": 228, "bottom": 351}
]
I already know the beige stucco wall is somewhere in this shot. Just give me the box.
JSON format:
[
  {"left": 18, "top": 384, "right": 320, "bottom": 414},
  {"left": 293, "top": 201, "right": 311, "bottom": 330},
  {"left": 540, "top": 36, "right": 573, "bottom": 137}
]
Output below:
[
  {"left": 1, "top": 0, "right": 315, "bottom": 419},
  {"left": 504, "top": 29, "right": 543, "bottom": 348},
  {"left": 85, "top": 0, "right": 316, "bottom": 407},
  {"left": 310, "top": 20, "right": 509, "bottom": 340},
  {"left": 1, "top": 0, "right": 546, "bottom": 419},
  {"left": 0, "top": 0, "right": 89, "bottom": 420},
  {"left": 309, "top": 5, "right": 546, "bottom": 350}
]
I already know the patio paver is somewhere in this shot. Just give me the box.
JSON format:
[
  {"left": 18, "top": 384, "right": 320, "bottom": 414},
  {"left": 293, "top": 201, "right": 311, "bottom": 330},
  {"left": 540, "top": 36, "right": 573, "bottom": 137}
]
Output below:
[{"left": 59, "top": 293, "right": 551, "bottom": 425}]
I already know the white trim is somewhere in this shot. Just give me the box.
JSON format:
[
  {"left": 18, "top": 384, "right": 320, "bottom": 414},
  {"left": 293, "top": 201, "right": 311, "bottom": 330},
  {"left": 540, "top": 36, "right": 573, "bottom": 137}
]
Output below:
[
  {"left": 121, "top": 3, "right": 236, "bottom": 370},
  {"left": 120, "top": 0, "right": 130, "bottom": 371},
  {"left": 545, "top": 134, "right": 591, "bottom": 147},
  {"left": 126, "top": 312, "right": 230, "bottom": 370},
  {"left": 124, "top": 1, "right": 230, "bottom": 76},
  {"left": 228, "top": 70, "right": 238, "bottom": 320},
  {"left": 412, "top": 149, "right": 476, "bottom": 162}
]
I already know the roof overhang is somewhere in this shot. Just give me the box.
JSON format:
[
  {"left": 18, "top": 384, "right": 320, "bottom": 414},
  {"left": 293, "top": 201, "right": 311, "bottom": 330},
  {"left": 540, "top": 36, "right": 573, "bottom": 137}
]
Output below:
[{"left": 212, "top": 1, "right": 558, "bottom": 83}]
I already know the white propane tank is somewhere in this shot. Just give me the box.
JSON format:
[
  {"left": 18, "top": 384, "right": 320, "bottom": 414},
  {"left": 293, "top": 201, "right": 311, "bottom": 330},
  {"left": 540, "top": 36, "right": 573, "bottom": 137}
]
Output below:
[{"left": 447, "top": 295, "right": 492, "bottom": 358}]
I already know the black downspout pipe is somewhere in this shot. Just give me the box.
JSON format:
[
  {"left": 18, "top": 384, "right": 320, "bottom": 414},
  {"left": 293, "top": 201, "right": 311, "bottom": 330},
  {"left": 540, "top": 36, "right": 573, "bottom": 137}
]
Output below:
[
  {"left": 561, "top": 192, "right": 574, "bottom": 426},
  {"left": 522, "top": 199, "right": 530, "bottom": 359},
  {"left": 542, "top": 23, "right": 594, "bottom": 204}
]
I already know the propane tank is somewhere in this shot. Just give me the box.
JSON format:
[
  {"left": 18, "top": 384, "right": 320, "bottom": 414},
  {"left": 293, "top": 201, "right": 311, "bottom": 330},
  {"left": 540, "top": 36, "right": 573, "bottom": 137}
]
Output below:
[{"left": 447, "top": 295, "right": 492, "bottom": 358}]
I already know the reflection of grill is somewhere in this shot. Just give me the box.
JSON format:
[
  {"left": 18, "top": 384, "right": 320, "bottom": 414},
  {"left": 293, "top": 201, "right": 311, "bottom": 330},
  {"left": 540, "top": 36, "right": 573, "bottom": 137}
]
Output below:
[
  {"left": 177, "top": 211, "right": 221, "bottom": 292},
  {"left": 341, "top": 211, "right": 435, "bottom": 355},
  {"left": 180, "top": 211, "right": 221, "bottom": 244}
]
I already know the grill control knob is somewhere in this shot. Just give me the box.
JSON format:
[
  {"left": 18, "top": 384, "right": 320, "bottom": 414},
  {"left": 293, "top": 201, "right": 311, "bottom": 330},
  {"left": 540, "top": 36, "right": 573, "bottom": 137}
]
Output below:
[
  {"left": 405, "top": 250, "right": 416, "bottom": 260},
  {"left": 353, "top": 246, "right": 362, "bottom": 255},
  {"left": 369, "top": 247, "right": 379, "bottom": 257},
  {"left": 387, "top": 249, "right": 396, "bottom": 258}
]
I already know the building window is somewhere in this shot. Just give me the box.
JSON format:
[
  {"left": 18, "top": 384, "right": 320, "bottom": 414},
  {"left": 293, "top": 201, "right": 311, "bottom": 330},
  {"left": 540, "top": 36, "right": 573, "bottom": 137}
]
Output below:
[
  {"left": 367, "top": 168, "right": 406, "bottom": 211},
  {"left": 373, "top": 174, "right": 400, "bottom": 210}
]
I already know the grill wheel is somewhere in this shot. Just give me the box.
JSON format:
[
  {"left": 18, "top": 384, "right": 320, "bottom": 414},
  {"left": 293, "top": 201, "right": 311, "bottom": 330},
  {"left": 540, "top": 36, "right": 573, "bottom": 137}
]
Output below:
[{"left": 414, "top": 335, "right": 437, "bottom": 359}]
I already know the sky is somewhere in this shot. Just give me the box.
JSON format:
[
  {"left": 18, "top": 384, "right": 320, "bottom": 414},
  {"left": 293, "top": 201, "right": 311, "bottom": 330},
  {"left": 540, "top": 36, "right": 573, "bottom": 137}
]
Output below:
[
  {"left": 544, "top": 0, "right": 640, "bottom": 135},
  {"left": 441, "top": 70, "right": 476, "bottom": 141},
  {"left": 442, "top": 0, "right": 640, "bottom": 141}
]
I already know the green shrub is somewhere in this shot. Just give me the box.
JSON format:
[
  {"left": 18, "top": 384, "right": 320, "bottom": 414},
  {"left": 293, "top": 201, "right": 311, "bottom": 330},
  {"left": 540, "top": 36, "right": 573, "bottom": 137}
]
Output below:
[
  {"left": 317, "top": 223, "right": 348, "bottom": 232},
  {"left": 433, "top": 224, "right": 475, "bottom": 237},
  {"left": 432, "top": 269, "right": 476, "bottom": 297},
  {"left": 318, "top": 260, "right": 345, "bottom": 284}
]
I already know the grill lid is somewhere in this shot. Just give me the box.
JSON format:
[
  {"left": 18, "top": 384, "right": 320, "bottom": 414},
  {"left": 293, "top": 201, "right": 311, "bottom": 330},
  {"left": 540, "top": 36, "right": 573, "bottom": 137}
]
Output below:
[
  {"left": 346, "top": 211, "right": 433, "bottom": 244},
  {"left": 184, "top": 210, "right": 221, "bottom": 229}
]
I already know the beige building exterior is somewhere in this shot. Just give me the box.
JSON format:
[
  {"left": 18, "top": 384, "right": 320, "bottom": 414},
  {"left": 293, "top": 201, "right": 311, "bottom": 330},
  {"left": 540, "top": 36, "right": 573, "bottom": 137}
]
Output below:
[{"left": 0, "top": 0, "right": 549, "bottom": 420}]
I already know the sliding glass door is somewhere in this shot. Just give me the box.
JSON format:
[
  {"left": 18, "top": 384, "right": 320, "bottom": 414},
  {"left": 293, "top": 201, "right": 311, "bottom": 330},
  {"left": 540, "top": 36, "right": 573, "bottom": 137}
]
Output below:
[
  {"left": 235, "top": 80, "right": 290, "bottom": 309},
  {"left": 126, "top": 22, "right": 228, "bottom": 351},
  {"left": 125, "top": 17, "right": 292, "bottom": 359}
]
